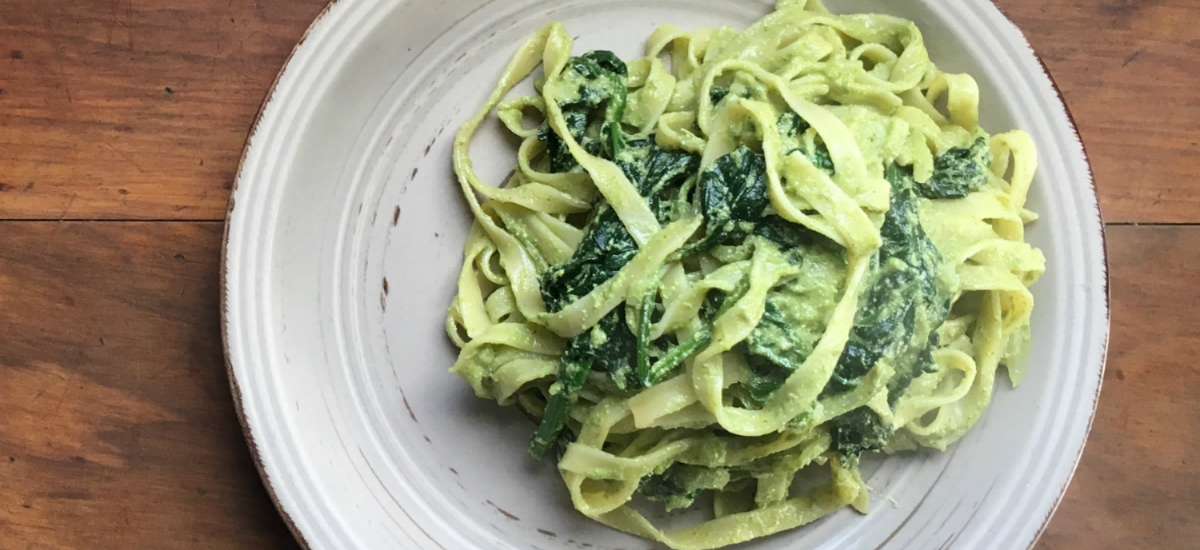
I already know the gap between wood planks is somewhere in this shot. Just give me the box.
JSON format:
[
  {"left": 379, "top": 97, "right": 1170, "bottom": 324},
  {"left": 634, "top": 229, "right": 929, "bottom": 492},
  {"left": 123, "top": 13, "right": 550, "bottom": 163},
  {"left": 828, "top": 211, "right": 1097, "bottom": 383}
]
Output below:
[{"left": 1104, "top": 222, "right": 1199, "bottom": 227}]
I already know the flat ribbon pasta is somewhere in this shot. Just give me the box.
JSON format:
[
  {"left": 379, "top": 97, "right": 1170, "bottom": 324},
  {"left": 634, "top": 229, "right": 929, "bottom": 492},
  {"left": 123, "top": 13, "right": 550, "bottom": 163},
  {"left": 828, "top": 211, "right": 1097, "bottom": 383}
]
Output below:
[{"left": 446, "top": 2, "right": 1045, "bottom": 548}]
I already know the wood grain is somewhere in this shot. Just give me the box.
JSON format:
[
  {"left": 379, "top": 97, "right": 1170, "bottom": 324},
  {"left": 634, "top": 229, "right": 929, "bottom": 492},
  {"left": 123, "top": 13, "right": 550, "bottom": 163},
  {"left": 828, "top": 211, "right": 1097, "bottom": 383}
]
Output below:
[
  {"left": 0, "top": 0, "right": 1196, "bottom": 549},
  {"left": 0, "top": 0, "right": 328, "bottom": 221},
  {"left": 0, "top": 222, "right": 297, "bottom": 549},
  {"left": 995, "top": 0, "right": 1200, "bottom": 223},
  {"left": 0, "top": 0, "right": 1196, "bottom": 222},
  {"left": 1036, "top": 226, "right": 1200, "bottom": 550},
  {"left": 1, "top": 223, "right": 1194, "bottom": 549}
]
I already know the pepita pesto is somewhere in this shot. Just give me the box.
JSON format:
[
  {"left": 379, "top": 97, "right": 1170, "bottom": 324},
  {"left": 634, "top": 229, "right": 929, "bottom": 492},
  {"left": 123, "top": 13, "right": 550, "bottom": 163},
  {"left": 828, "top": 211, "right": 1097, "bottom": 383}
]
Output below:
[{"left": 447, "top": 2, "right": 1046, "bottom": 547}]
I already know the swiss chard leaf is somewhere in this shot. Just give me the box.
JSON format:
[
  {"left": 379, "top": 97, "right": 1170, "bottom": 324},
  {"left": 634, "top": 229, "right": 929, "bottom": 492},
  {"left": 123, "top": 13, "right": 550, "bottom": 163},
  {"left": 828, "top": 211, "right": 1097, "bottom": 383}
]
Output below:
[
  {"left": 917, "top": 136, "right": 991, "bottom": 199},
  {"left": 591, "top": 308, "right": 641, "bottom": 392},
  {"left": 829, "top": 406, "right": 893, "bottom": 465},
  {"left": 618, "top": 137, "right": 701, "bottom": 224},
  {"left": 529, "top": 337, "right": 592, "bottom": 459},
  {"left": 679, "top": 144, "right": 770, "bottom": 256},
  {"left": 536, "top": 51, "right": 630, "bottom": 171},
  {"left": 778, "top": 111, "right": 834, "bottom": 177},
  {"left": 778, "top": 111, "right": 811, "bottom": 137},
  {"left": 752, "top": 216, "right": 821, "bottom": 251},
  {"left": 621, "top": 139, "right": 700, "bottom": 197},
  {"left": 539, "top": 109, "right": 589, "bottom": 173},
  {"left": 540, "top": 206, "right": 638, "bottom": 312},
  {"left": 542, "top": 135, "right": 700, "bottom": 312},
  {"left": 638, "top": 464, "right": 728, "bottom": 512},
  {"left": 529, "top": 298, "right": 642, "bottom": 458},
  {"left": 709, "top": 86, "right": 732, "bottom": 106},
  {"left": 741, "top": 299, "right": 814, "bottom": 405},
  {"left": 561, "top": 51, "right": 629, "bottom": 159},
  {"left": 822, "top": 163, "right": 950, "bottom": 399}
]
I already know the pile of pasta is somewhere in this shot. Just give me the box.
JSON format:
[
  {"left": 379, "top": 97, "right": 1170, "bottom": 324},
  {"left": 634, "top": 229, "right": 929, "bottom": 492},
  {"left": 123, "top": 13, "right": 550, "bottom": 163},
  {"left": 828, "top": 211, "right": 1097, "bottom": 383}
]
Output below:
[{"left": 446, "top": 1, "right": 1045, "bottom": 548}]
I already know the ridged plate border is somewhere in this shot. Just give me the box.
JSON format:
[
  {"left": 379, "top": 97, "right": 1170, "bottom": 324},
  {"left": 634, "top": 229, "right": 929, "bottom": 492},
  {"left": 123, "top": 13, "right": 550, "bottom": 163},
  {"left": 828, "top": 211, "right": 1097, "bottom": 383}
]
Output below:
[{"left": 222, "top": 1, "right": 1110, "bottom": 549}]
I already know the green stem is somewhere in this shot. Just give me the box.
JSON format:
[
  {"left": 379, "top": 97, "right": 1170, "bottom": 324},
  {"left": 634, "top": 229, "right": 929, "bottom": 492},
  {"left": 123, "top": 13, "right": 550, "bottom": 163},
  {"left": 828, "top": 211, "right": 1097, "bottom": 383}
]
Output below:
[
  {"left": 529, "top": 356, "right": 591, "bottom": 459},
  {"left": 635, "top": 292, "right": 655, "bottom": 384},
  {"left": 644, "top": 329, "right": 713, "bottom": 387}
]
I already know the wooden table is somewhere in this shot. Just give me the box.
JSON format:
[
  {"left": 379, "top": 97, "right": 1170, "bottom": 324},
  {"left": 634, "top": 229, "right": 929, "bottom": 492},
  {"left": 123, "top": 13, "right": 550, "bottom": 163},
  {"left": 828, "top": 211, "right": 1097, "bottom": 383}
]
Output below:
[{"left": 1, "top": 1, "right": 1196, "bottom": 548}]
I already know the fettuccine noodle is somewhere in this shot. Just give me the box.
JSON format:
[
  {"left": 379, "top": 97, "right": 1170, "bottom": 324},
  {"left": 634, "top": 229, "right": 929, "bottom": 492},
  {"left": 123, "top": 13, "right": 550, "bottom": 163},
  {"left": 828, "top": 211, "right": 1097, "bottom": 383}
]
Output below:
[{"left": 447, "top": 1, "right": 1045, "bottom": 547}]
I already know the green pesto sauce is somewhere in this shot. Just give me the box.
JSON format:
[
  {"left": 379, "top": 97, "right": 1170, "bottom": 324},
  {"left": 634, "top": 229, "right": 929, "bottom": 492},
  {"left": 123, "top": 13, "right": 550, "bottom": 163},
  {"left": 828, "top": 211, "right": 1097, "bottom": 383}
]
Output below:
[{"left": 764, "top": 246, "right": 846, "bottom": 349}]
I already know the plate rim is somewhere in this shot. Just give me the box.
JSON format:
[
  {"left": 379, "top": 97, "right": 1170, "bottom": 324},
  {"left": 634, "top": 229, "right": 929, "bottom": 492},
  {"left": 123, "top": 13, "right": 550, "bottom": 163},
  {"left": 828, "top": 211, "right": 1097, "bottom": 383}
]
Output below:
[
  {"left": 988, "top": 5, "right": 1112, "bottom": 546},
  {"left": 219, "top": 1, "right": 341, "bottom": 548},
  {"left": 219, "top": 1, "right": 1113, "bottom": 549}
]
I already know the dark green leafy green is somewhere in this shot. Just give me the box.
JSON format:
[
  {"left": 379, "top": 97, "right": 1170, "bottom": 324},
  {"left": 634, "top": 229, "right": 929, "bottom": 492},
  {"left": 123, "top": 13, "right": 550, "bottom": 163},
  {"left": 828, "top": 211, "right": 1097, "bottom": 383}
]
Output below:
[
  {"left": 592, "top": 309, "right": 641, "bottom": 391},
  {"left": 541, "top": 137, "right": 700, "bottom": 312},
  {"left": 532, "top": 51, "right": 707, "bottom": 435},
  {"left": 619, "top": 139, "right": 699, "bottom": 196},
  {"left": 539, "top": 111, "right": 588, "bottom": 173},
  {"left": 671, "top": 142, "right": 834, "bottom": 401},
  {"left": 535, "top": 199, "right": 638, "bottom": 448},
  {"left": 778, "top": 111, "right": 834, "bottom": 177},
  {"left": 529, "top": 337, "right": 593, "bottom": 459},
  {"left": 565, "top": 51, "right": 628, "bottom": 157},
  {"left": 735, "top": 230, "right": 839, "bottom": 406},
  {"left": 539, "top": 137, "right": 702, "bottom": 400},
  {"left": 741, "top": 299, "right": 814, "bottom": 404},
  {"left": 530, "top": 306, "right": 647, "bottom": 459},
  {"left": 635, "top": 282, "right": 748, "bottom": 387},
  {"left": 537, "top": 51, "right": 630, "bottom": 171},
  {"left": 531, "top": 54, "right": 866, "bottom": 459},
  {"left": 678, "top": 144, "right": 771, "bottom": 257},
  {"left": 618, "top": 137, "right": 701, "bottom": 224},
  {"left": 709, "top": 86, "right": 732, "bottom": 106},
  {"left": 752, "top": 216, "right": 821, "bottom": 251},
  {"left": 778, "top": 110, "right": 811, "bottom": 136},
  {"left": 822, "top": 163, "right": 950, "bottom": 401},
  {"left": 828, "top": 406, "right": 893, "bottom": 465},
  {"left": 637, "top": 464, "right": 729, "bottom": 512},
  {"left": 637, "top": 291, "right": 713, "bottom": 387},
  {"left": 916, "top": 136, "right": 991, "bottom": 199},
  {"left": 807, "top": 144, "right": 836, "bottom": 177},
  {"left": 553, "top": 425, "right": 577, "bottom": 462},
  {"left": 642, "top": 331, "right": 712, "bottom": 386},
  {"left": 540, "top": 206, "right": 638, "bottom": 312}
]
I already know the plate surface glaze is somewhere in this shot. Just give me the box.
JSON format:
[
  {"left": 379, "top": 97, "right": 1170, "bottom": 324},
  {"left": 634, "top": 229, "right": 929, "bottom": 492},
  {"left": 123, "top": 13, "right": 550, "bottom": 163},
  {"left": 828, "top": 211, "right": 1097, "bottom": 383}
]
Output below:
[{"left": 222, "top": 1, "right": 1109, "bottom": 548}]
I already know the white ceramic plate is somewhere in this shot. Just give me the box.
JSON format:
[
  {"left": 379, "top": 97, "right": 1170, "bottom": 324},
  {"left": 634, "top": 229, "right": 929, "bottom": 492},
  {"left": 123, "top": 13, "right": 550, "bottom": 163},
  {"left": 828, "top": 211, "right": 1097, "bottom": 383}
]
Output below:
[{"left": 222, "top": 1, "right": 1109, "bottom": 549}]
